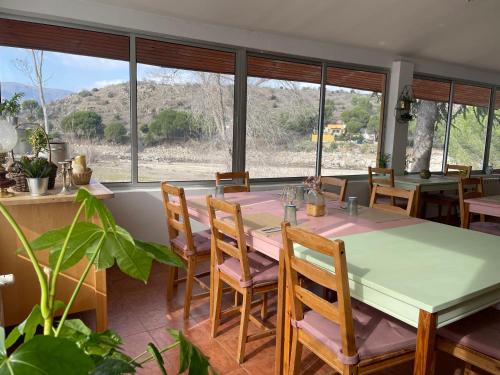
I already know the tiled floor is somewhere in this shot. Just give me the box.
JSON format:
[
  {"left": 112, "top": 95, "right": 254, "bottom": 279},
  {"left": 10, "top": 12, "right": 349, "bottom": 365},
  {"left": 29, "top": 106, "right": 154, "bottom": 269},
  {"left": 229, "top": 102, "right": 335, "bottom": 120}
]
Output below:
[{"left": 89, "top": 263, "right": 484, "bottom": 375}]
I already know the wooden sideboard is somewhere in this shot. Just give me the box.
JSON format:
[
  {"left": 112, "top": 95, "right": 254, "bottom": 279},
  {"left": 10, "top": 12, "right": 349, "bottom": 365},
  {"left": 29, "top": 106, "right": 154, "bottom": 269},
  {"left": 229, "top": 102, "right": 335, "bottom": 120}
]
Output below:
[{"left": 0, "top": 181, "right": 114, "bottom": 330}]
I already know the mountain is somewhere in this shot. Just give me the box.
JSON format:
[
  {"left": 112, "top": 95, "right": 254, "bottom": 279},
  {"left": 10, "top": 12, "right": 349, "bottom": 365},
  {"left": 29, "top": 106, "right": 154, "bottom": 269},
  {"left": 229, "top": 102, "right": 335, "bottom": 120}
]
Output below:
[{"left": 1, "top": 82, "right": 73, "bottom": 103}]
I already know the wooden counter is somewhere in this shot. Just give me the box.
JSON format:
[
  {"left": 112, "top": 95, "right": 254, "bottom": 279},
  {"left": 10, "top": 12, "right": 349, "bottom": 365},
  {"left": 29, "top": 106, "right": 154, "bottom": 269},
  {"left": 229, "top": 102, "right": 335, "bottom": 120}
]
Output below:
[{"left": 0, "top": 181, "right": 114, "bottom": 330}]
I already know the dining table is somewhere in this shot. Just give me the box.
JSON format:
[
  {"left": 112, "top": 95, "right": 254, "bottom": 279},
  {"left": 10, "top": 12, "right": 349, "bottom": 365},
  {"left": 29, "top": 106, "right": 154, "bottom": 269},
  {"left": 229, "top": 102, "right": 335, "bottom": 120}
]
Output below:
[
  {"left": 394, "top": 174, "right": 461, "bottom": 218},
  {"left": 463, "top": 194, "right": 500, "bottom": 227},
  {"left": 185, "top": 190, "right": 500, "bottom": 375}
]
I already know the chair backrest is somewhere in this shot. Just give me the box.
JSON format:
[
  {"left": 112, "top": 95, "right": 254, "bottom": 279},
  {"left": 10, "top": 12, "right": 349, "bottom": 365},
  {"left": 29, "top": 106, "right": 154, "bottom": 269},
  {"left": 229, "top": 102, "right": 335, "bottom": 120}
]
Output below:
[
  {"left": 215, "top": 171, "right": 250, "bottom": 193},
  {"left": 458, "top": 177, "right": 484, "bottom": 228},
  {"left": 369, "top": 184, "right": 415, "bottom": 216},
  {"left": 161, "top": 182, "right": 195, "bottom": 252},
  {"left": 206, "top": 195, "right": 251, "bottom": 283},
  {"left": 368, "top": 167, "right": 394, "bottom": 196},
  {"left": 320, "top": 176, "right": 348, "bottom": 202},
  {"left": 281, "top": 222, "right": 356, "bottom": 361},
  {"left": 445, "top": 164, "right": 472, "bottom": 178}
]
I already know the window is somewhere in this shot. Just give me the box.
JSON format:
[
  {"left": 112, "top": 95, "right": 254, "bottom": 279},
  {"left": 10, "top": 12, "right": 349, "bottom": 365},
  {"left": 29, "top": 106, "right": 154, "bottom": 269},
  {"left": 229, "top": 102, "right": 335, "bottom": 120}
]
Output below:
[
  {"left": 136, "top": 38, "right": 235, "bottom": 182},
  {"left": 321, "top": 67, "right": 385, "bottom": 175},
  {"left": 246, "top": 56, "right": 321, "bottom": 178},
  {"left": 0, "top": 19, "right": 131, "bottom": 182},
  {"left": 489, "top": 90, "right": 500, "bottom": 170},
  {"left": 406, "top": 78, "right": 450, "bottom": 172},
  {"left": 448, "top": 83, "right": 491, "bottom": 170}
]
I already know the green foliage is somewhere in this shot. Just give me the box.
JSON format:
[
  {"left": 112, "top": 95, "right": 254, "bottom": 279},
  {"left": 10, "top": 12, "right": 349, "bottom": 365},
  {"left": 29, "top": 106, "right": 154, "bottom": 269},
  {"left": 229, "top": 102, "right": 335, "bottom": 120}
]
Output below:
[
  {"left": 61, "top": 111, "right": 104, "bottom": 139},
  {"left": 22, "top": 99, "right": 40, "bottom": 120},
  {"left": 145, "top": 108, "right": 199, "bottom": 145},
  {"left": 25, "top": 126, "right": 48, "bottom": 157},
  {"left": 280, "top": 109, "right": 318, "bottom": 135},
  {"left": 0, "top": 188, "right": 211, "bottom": 374},
  {"left": 0, "top": 92, "right": 24, "bottom": 116},
  {"left": 340, "top": 96, "right": 380, "bottom": 136},
  {"left": 105, "top": 121, "right": 128, "bottom": 144},
  {"left": 78, "top": 90, "right": 92, "bottom": 97},
  {"left": 20, "top": 157, "right": 52, "bottom": 178}
]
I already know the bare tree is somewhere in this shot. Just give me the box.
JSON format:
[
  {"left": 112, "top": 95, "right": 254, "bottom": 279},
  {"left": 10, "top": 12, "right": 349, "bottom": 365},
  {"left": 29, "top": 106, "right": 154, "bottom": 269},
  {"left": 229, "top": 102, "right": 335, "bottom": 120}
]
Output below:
[{"left": 14, "top": 50, "right": 49, "bottom": 133}]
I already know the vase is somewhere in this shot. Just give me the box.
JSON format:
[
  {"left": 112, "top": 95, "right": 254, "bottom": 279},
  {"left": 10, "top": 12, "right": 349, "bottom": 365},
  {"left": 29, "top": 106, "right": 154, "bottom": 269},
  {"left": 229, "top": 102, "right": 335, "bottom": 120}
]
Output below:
[{"left": 27, "top": 177, "right": 49, "bottom": 196}]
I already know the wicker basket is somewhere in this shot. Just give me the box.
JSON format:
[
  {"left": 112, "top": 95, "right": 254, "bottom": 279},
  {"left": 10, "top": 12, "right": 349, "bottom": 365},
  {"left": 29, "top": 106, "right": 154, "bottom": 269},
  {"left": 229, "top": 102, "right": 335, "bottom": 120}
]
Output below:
[
  {"left": 73, "top": 168, "right": 92, "bottom": 186},
  {"left": 8, "top": 172, "right": 29, "bottom": 192}
]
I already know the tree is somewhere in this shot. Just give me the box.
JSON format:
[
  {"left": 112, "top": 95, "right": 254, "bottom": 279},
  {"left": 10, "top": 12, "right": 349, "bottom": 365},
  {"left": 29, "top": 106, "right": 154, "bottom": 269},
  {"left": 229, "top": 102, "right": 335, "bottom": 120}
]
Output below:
[
  {"left": 14, "top": 50, "right": 50, "bottom": 133},
  {"left": 104, "top": 121, "right": 127, "bottom": 144},
  {"left": 22, "top": 99, "right": 40, "bottom": 121},
  {"left": 61, "top": 111, "right": 104, "bottom": 139},
  {"left": 145, "top": 108, "right": 197, "bottom": 145},
  {"left": 409, "top": 101, "right": 439, "bottom": 171}
]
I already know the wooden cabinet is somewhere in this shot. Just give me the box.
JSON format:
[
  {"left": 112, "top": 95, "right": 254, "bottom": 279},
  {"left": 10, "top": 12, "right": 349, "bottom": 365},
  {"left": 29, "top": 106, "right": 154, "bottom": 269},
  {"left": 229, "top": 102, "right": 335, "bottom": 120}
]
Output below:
[{"left": 0, "top": 181, "right": 113, "bottom": 330}]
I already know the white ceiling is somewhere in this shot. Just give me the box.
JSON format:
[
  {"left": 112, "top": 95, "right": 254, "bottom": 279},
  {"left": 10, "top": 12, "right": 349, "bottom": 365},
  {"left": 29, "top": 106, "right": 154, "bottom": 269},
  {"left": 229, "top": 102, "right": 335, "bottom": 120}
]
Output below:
[{"left": 88, "top": 0, "right": 500, "bottom": 72}]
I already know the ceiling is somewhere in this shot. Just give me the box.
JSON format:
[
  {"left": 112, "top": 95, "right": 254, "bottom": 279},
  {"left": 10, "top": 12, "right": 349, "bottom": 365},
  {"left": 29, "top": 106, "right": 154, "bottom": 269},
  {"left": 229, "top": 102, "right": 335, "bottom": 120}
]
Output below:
[{"left": 87, "top": 0, "right": 500, "bottom": 72}]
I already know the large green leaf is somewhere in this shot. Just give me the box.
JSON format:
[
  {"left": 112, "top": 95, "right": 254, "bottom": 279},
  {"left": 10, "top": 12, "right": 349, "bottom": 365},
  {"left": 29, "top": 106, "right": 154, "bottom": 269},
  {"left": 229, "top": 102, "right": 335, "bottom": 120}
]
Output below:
[
  {"left": 86, "top": 234, "right": 115, "bottom": 270},
  {"left": 147, "top": 342, "right": 167, "bottom": 375},
  {"left": 135, "top": 240, "right": 184, "bottom": 269},
  {"left": 48, "top": 222, "right": 103, "bottom": 271},
  {"left": 107, "top": 227, "right": 152, "bottom": 282},
  {"left": 17, "top": 226, "right": 69, "bottom": 253},
  {"left": 0, "top": 328, "right": 5, "bottom": 358},
  {"left": 169, "top": 329, "right": 214, "bottom": 375},
  {"left": 76, "top": 189, "right": 116, "bottom": 231},
  {"left": 5, "top": 305, "right": 43, "bottom": 349},
  {"left": 0, "top": 336, "right": 94, "bottom": 375},
  {"left": 91, "top": 358, "right": 135, "bottom": 375}
]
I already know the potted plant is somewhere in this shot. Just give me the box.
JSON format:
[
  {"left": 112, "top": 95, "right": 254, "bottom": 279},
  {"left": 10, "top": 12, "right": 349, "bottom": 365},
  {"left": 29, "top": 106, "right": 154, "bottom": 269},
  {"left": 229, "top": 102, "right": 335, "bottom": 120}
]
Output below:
[
  {"left": 0, "top": 188, "right": 213, "bottom": 374},
  {"left": 25, "top": 125, "right": 58, "bottom": 189},
  {"left": 20, "top": 156, "right": 52, "bottom": 196}
]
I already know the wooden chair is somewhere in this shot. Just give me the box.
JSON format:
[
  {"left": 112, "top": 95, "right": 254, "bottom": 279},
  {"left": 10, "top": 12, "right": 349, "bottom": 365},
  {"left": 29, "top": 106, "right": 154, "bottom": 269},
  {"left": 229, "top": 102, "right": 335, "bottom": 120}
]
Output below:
[
  {"left": 421, "top": 164, "right": 472, "bottom": 224},
  {"left": 320, "top": 176, "right": 348, "bottom": 201},
  {"left": 368, "top": 166, "right": 396, "bottom": 205},
  {"left": 161, "top": 182, "right": 211, "bottom": 320},
  {"left": 281, "top": 222, "right": 416, "bottom": 374},
  {"left": 207, "top": 195, "right": 277, "bottom": 363},
  {"left": 458, "top": 178, "right": 500, "bottom": 236},
  {"left": 369, "top": 184, "right": 416, "bottom": 217},
  {"left": 215, "top": 171, "right": 250, "bottom": 193},
  {"left": 437, "top": 307, "right": 500, "bottom": 375}
]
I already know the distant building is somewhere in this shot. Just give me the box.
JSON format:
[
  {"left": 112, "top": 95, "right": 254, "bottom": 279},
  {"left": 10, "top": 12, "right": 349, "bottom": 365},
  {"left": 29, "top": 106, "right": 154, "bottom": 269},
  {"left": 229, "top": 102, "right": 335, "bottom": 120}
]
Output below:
[{"left": 311, "top": 122, "right": 346, "bottom": 143}]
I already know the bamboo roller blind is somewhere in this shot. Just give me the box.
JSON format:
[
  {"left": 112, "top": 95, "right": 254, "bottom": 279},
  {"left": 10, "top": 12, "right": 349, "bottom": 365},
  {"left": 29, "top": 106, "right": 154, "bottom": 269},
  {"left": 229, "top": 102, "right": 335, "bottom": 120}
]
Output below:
[
  {"left": 327, "top": 67, "right": 386, "bottom": 93},
  {"left": 247, "top": 56, "right": 321, "bottom": 84}
]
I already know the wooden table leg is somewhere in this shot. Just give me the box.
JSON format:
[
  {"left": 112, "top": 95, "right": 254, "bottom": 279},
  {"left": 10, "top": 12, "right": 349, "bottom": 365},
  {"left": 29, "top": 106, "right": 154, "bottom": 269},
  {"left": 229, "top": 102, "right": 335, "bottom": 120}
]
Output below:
[
  {"left": 275, "top": 249, "right": 285, "bottom": 375},
  {"left": 413, "top": 310, "right": 437, "bottom": 375},
  {"left": 463, "top": 202, "right": 470, "bottom": 228},
  {"left": 415, "top": 186, "right": 422, "bottom": 218},
  {"left": 95, "top": 269, "right": 107, "bottom": 332}
]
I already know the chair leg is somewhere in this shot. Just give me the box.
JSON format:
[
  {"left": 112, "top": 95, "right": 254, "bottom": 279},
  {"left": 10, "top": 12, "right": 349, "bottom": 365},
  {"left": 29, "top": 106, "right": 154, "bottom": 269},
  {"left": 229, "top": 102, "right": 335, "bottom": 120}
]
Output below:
[
  {"left": 234, "top": 291, "right": 241, "bottom": 307},
  {"left": 166, "top": 265, "right": 176, "bottom": 301},
  {"left": 237, "top": 289, "right": 252, "bottom": 364},
  {"left": 289, "top": 328, "right": 302, "bottom": 375},
  {"left": 210, "top": 272, "right": 223, "bottom": 338},
  {"left": 183, "top": 257, "right": 195, "bottom": 320},
  {"left": 260, "top": 292, "right": 268, "bottom": 320}
]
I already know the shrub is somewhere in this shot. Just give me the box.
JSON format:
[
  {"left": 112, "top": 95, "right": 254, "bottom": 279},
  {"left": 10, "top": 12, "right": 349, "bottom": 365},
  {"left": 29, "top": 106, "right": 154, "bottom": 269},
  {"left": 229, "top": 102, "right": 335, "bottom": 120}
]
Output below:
[
  {"left": 61, "top": 111, "right": 104, "bottom": 139},
  {"left": 78, "top": 90, "right": 92, "bottom": 97},
  {"left": 104, "top": 121, "right": 128, "bottom": 144},
  {"left": 146, "top": 108, "right": 200, "bottom": 144}
]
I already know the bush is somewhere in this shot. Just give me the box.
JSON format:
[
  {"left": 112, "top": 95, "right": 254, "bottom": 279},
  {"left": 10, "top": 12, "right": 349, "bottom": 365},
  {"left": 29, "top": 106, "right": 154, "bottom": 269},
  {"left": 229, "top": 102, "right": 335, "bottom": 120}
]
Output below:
[
  {"left": 146, "top": 108, "right": 200, "bottom": 145},
  {"left": 78, "top": 90, "right": 92, "bottom": 97},
  {"left": 104, "top": 121, "right": 128, "bottom": 144},
  {"left": 61, "top": 110, "right": 104, "bottom": 139}
]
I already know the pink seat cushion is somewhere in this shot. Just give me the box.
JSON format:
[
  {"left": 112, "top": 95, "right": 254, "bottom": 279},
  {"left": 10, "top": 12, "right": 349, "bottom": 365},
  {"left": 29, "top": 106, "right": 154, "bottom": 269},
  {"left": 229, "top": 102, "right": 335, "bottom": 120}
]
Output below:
[
  {"left": 439, "top": 308, "right": 500, "bottom": 360},
  {"left": 470, "top": 222, "right": 500, "bottom": 236},
  {"left": 171, "top": 229, "right": 211, "bottom": 255},
  {"left": 217, "top": 252, "right": 278, "bottom": 288},
  {"left": 294, "top": 301, "right": 416, "bottom": 364}
]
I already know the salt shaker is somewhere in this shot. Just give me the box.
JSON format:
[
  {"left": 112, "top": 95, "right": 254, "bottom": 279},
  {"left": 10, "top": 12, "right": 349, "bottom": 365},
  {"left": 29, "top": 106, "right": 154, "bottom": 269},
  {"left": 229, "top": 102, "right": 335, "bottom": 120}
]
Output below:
[
  {"left": 284, "top": 204, "right": 298, "bottom": 226},
  {"left": 215, "top": 185, "right": 225, "bottom": 200}
]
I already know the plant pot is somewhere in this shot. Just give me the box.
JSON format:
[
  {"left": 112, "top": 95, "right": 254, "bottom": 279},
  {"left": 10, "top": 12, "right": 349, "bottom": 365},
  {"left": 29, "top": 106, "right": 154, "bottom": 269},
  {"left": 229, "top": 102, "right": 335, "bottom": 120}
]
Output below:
[
  {"left": 419, "top": 169, "right": 431, "bottom": 179},
  {"left": 27, "top": 177, "right": 49, "bottom": 196}
]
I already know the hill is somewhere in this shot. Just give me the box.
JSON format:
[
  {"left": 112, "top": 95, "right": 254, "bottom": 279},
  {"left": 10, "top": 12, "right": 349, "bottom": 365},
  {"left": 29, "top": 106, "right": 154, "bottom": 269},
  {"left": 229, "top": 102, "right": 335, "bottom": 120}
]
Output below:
[{"left": 1, "top": 82, "right": 72, "bottom": 103}]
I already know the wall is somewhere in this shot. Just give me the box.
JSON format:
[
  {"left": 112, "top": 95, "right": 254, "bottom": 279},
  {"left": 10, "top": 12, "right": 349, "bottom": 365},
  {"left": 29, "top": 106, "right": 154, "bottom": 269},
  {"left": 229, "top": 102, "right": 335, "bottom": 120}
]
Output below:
[
  {"left": 2, "top": 0, "right": 500, "bottom": 86},
  {"left": 105, "top": 181, "right": 370, "bottom": 243}
]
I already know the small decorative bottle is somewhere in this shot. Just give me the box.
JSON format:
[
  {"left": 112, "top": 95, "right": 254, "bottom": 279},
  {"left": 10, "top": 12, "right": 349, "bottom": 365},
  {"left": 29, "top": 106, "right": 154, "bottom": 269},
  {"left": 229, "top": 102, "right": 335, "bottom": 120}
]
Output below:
[{"left": 304, "top": 176, "right": 326, "bottom": 217}]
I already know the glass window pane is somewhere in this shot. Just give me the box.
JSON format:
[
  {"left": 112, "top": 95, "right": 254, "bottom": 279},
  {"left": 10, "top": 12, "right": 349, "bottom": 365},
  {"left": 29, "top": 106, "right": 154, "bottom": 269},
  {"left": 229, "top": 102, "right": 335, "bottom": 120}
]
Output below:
[
  {"left": 246, "top": 77, "right": 319, "bottom": 178},
  {"left": 321, "top": 87, "right": 384, "bottom": 175},
  {"left": 407, "top": 78, "right": 450, "bottom": 172},
  {"left": 448, "top": 84, "right": 490, "bottom": 170},
  {"left": 137, "top": 65, "right": 234, "bottom": 181},
  {"left": 1, "top": 46, "right": 131, "bottom": 182}
]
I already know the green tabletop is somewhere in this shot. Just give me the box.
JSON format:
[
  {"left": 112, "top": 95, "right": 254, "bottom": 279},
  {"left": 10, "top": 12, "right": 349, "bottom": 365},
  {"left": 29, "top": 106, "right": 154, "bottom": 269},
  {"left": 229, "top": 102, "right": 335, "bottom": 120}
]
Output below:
[
  {"left": 395, "top": 175, "right": 459, "bottom": 192},
  {"left": 295, "top": 221, "right": 500, "bottom": 328}
]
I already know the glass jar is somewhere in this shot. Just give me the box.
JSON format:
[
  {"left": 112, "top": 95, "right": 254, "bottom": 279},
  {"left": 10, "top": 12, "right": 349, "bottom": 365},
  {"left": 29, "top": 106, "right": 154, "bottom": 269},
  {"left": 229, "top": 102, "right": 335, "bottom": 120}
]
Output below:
[{"left": 306, "top": 189, "right": 326, "bottom": 217}]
